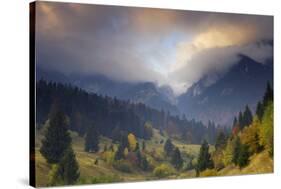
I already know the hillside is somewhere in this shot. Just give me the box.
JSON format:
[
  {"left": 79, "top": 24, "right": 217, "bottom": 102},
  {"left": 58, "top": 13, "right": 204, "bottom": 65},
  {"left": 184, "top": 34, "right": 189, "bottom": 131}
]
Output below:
[
  {"left": 37, "top": 68, "right": 179, "bottom": 115},
  {"left": 36, "top": 80, "right": 219, "bottom": 144},
  {"left": 178, "top": 54, "right": 273, "bottom": 125},
  {"left": 218, "top": 151, "right": 273, "bottom": 176},
  {"left": 35, "top": 129, "right": 205, "bottom": 186}
]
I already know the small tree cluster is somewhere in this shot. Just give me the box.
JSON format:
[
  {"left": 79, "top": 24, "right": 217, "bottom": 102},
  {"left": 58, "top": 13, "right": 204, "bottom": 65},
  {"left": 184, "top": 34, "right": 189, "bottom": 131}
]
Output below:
[
  {"left": 41, "top": 108, "right": 79, "bottom": 185},
  {"left": 84, "top": 125, "right": 99, "bottom": 153},
  {"left": 233, "top": 105, "right": 253, "bottom": 132}
]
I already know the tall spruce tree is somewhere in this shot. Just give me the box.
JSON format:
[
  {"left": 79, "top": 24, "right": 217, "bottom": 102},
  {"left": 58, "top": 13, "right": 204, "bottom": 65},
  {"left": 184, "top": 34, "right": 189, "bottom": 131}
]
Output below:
[
  {"left": 40, "top": 111, "right": 71, "bottom": 164},
  {"left": 243, "top": 105, "right": 253, "bottom": 127},
  {"left": 256, "top": 101, "right": 264, "bottom": 121},
  {"left": 263, "top": 82, "right": 273, "bottom": 106},
  {"left": 114, "top": 144, "right": 125, "bottom": 160},
  {"left": 196, "top": 140, "right": 214, "bottom": 174},
  {"left": 164, "top": 139, "right": 175, "bottom": 156},
  {"left": 237, "top": 144, "right": 250, "bottom": 168},
  {"left": 232, "top": 137, "right": 242, "bottom": 165},
  {"left": 215, "top": 131, "right": 227, "bottom": 150},
  {"left": 56, "top": 147, "right": 80, "bottom": 185},
  {"left": 84, "top": 125, "right": 99, "bottom": 152},
  {"left": 238, "top": 112, "right": 243, "bottom": 129},
  {"left": 171, "top": 147, "right": 183, "bottom": 169}
]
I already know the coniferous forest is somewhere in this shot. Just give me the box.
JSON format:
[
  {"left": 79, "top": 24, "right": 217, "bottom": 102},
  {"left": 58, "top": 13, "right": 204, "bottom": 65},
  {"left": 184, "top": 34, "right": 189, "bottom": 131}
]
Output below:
[{"left": 32, "top": 2, "right": 273, "bottom": 187}]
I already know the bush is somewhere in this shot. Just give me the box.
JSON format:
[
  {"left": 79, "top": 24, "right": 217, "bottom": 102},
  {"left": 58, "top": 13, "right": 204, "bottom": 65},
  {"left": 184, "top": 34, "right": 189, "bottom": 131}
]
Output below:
[
  {"left": 113, "top": 160, "right": 133, "bottom": 173},
  {"left": 153, "top": 164, "right": 175, "bottom": 178}
]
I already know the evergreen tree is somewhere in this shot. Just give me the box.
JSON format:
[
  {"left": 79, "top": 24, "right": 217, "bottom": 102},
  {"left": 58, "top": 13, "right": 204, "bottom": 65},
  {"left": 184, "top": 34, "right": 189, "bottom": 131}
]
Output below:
[
  {"left": 256, "top": 101, "right": 264, "bottom": 121},
  {"left": 171, "top": 147, "right": 183, "bottom": 169},
  {"left": 243, "top": 105, "right": 253, "bottom": 128},
  {"left": 215, "top": 131, "right": 227, "bottom": 150},
  {"left": 40, "top": 111, "right": 71, "bottom": 164},
  {"left": 263, "top": 82, "right": 273, "bottom": 107},
  {"left": 136, "top": 150, "right": 149, "bottom": 171},
  {"left": 114, "top": 144, "right": 125, "bottom": 160},
  {"left": 237, "top": 144, "right": 250, "bottom": 168},
  {"left": 238, "top": 112, "right": 243, "bottom": 129},
  {"left": 164, "top": 139, "right": 175, "bottom": 156},
  {"left": 141, "top": 157, "right": 149, "bottom": 171},
  {"left": 84, "top": 125, "right": 99, "bottom": 153},
  {"left": 232, "top": 137, "right": 242, "bottom": 165},
  {"left": 55, "top": 147, "right": 80, "bottom": 185},
  {"left": 196, "top": 140, "right": 214, "bottom": 174}
]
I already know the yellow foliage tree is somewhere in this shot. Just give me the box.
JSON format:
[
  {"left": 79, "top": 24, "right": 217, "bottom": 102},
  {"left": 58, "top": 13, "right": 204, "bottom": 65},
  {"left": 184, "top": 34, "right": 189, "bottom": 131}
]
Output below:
[
  {"left": 123, "top": 147, "right": 129, "bottom": 157},
  {"left": 240, "top": 116, "right": 261, "bottom": 155},
  {"left": 222, "top": 139, "right": 234, "bottom": 166},
  {"left": 127, "top": 133, "right": 137, "bottom": 151},
  {"left": 259, "top": 101, "right": 273, "bottom": 157}
]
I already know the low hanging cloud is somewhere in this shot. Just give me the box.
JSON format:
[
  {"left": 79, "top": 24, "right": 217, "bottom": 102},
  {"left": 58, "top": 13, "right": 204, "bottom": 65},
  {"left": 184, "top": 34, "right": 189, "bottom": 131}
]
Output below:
[{"left": 35, "top": 1, "right": 273, "bottom": 95}]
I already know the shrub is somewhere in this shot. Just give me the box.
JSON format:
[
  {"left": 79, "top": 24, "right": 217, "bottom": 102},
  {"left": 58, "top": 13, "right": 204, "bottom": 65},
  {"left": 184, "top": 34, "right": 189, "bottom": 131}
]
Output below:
[{"left": 153, "top": 164, "right": 175, "bottom": 178}]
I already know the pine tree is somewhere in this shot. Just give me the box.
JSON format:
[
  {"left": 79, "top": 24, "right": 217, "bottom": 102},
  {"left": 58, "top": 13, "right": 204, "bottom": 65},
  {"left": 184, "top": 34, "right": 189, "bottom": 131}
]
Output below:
[
  {"left": 196, "top": 140, "right": 214, "bottom": 174},
  {"left": 256, "top": 101, "right": 264, "bottom": 121},
  {"left": 114, "top": 144, "right": 125, "bottom": 160},
  {"left": 40, "top": 111, "right": 71, "bottom": 164},
  {"left": 84, "top": 125, "right": 99, "bottom": 153},
  {"left": 164, "top": 139, "right": 175, "bottom": 156},
  {"left": 232, "top": 137, "right": 241, "bottom": 165},
  {"left": 263, "top": 82, "right": 273, "bottom": 107},
  {"left": 238, "top": 112, "right": 243, "bottom": 129},
  {"left": 243, "top": 105, "right": 253, "bottom": 128},
  {"left": 171, "top": 147, "right": 183, "bottom": 169},
  {"left": 141, "top": 157, "right": 149, "bottom": 171},
  {"left": 215, "top": 131, "right": 227, "bottom": 150},
  {"left": 56, "top": 147, "right": 80, "bottom": 185},
  {"left": 237, "top": 144, "right": 250, "bottom": 168}
]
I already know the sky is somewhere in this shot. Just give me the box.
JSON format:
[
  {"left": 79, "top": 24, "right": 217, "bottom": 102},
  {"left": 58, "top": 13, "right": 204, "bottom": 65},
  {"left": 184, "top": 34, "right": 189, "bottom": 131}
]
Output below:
[{"left": 35, "top": 1, "right": 273, "bottom": 95}]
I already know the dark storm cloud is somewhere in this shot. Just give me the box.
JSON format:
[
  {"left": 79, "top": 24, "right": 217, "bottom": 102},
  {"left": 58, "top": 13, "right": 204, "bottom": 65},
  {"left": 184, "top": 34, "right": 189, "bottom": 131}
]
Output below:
[{"left": 35, "top": 1, "right": 273, "bottom": 94}]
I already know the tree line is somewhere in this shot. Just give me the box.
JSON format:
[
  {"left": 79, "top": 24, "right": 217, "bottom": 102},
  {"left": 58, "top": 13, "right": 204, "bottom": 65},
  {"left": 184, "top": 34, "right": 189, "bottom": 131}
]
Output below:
[{"left": 36, "top": 79, "right": 219, "bottom": 144}]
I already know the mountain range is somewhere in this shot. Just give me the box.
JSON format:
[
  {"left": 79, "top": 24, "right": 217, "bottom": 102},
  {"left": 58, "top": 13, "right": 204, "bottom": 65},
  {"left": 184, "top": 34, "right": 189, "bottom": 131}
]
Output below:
[{"left": 37, "top": 53, "right": 273, "bottom": 126}]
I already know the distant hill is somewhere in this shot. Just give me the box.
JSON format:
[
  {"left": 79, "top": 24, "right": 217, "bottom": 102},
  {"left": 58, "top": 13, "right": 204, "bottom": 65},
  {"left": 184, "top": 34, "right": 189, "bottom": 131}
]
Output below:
[
  {"left": 37, "top": 68, "right": 179, "bottom": 115},
  {"left": 36, "top": 80, "right": 219, "bottom": 144},
  {"left": 178, "top": 54, "right": 273, "bottom": 126}
]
